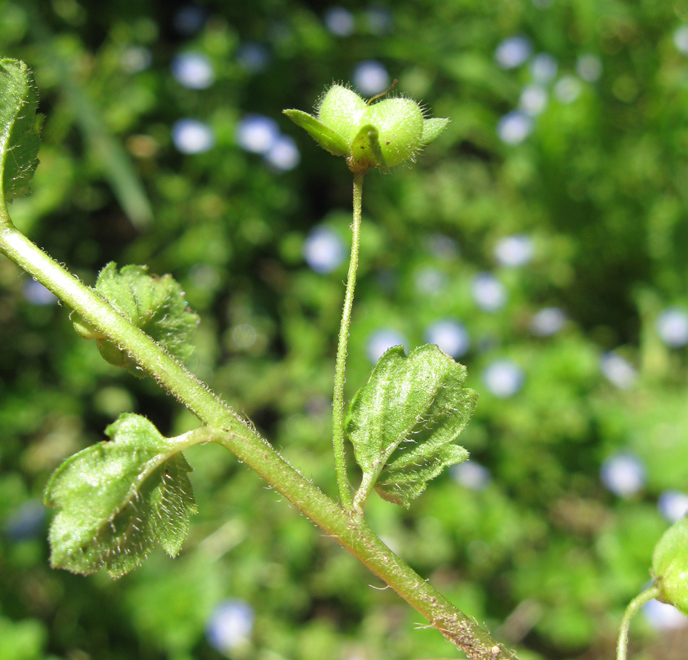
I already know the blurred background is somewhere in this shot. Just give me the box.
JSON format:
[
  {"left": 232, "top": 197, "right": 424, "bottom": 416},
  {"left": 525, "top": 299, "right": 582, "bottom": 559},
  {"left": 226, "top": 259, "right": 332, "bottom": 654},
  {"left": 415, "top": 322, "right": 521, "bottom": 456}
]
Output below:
[{"left": 1, "top": 0, "right": 688, "bottom": 659}]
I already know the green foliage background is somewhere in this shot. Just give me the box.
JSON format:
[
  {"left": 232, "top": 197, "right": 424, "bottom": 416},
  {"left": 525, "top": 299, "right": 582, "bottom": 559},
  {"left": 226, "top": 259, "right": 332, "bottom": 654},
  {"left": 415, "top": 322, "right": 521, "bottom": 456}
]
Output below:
[{"left": 1, "top": 0, "right": 688, "bottom": 659}]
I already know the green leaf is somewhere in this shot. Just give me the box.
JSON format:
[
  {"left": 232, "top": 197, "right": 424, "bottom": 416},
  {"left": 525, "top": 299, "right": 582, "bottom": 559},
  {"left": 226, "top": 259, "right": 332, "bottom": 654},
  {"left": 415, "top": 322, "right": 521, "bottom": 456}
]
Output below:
[
  {"left": 0, "top": 59, "right": 42, "bottom": 205},
  {"left": 652, "top": 515, "right": 688, "bottom": 615},
  {"left": 282, "top": 109, "right": 350, "bottom": 157},
  {"left": 80, "top": 263, "right": 199, "bottom": 375},
  {"left": 346, "top": 345, "right": 477, "bottom": 508},
  {"left": 421, "top": 117, "right": 450, "bottom": 146},
  {"left": 44, "top": 413, "right": 200, "bottom": 578}
]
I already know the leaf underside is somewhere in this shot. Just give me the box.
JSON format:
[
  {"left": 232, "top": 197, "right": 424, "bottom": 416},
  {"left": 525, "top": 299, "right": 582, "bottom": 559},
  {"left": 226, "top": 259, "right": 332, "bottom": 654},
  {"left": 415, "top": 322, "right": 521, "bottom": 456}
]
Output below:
[
  {"left": 346, "top": 344, "right": 477, "bottom": 508},
  {"left": 0, "top": 58, "right": 42, "bottom": 204},
  {"left": 87, "top": 263, "right": 199, "bottom": 376},
  {"left": 44, "top": 414, "right": 198, "bottom": 578}
]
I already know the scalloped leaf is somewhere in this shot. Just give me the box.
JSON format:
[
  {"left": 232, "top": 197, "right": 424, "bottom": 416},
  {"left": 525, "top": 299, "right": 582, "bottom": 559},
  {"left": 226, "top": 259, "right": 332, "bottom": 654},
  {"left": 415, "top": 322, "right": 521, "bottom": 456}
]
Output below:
[
  {"left": 74, "top": 263, "right": 200, "bottom": 376},
  {"left": 0, "top": 58, "right": 42, "bottom": 204},
  {"left": 44, "top": 414, "right": 200, "bottom": 578},
  {"left": 346, "top": 345, "right": 477, "bottom": 508},
  {"left": 282, "top": 109, "right": 350, "bottom": 157}
]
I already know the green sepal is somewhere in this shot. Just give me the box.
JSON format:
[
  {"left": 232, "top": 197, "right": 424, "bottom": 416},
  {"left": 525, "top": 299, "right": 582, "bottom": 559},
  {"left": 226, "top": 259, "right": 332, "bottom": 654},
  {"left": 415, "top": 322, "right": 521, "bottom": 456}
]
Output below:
[
  {"left": 74, "top": 263, "right": 200, "bottom": 376},
  {"left": 652, "top": 515, "right": 688, "bottom": 615},
  {"left": 44, "top": 413, "right": 200, "bottom": 578},
  {"left": 346, "top": 344, "right": 477, "bottom": 509},
  {"left": 349, "top": 124, "right": 389, "bottom": 174},
  {"left": 421, "top": 117, "right": 450, "bottom": 146},
  {"left": 282, "top": 109, "right": 350, "bottom": 157},
  {"left": 0, "top": 58, "right": 43, "bottom": 205}
]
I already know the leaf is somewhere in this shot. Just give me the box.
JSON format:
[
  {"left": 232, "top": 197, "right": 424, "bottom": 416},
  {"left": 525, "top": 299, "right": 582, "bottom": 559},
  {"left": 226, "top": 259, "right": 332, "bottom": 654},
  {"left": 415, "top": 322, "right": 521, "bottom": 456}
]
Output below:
[
  {"left": 346, "top": 345, "right": 477, "bottom": 508},
  {"left": 282, "top": 109, "right": 350, "bottom": 157},
  {"left": 421, "top": 117, "right": 450, "bottom": 146},
  {"left": 44, "top": 413, "right": 200, "bottom": 578},
  {"left": 0, "top": 59, "right": 42, "bottom": 205},
  {"left": 82, "top": 263, "right": 199, "bottom": 375}
]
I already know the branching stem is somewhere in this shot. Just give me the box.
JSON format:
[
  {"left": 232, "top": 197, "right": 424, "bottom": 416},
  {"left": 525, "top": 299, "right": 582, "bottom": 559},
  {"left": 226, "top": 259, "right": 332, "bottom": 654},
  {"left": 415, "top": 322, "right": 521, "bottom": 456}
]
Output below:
[
  {"left": 331, "top": 172, "right": 364, "bottom": 509},
  {"left": 0, "top": 208, "right": 517, "bottom": 660},
  {"left": 616, "top": 586, "right": 659, "bottom": 660}
]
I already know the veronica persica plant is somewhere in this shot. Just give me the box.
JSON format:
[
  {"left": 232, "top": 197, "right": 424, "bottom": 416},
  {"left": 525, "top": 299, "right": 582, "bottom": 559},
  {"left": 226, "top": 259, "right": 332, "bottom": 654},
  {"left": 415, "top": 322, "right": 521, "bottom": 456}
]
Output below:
[{"left": 284, "top": 83, "right": 449, "bottom": 173}]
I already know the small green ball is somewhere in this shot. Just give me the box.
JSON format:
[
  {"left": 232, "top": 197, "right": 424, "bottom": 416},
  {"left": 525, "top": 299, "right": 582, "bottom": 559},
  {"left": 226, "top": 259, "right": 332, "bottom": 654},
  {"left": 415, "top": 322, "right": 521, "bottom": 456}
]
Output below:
[
  {"left": 361, "top": 98, "right": 424, "bottom": 167},
  {"left": 652, "top": 516, "right": 688, "bottom": 615}
]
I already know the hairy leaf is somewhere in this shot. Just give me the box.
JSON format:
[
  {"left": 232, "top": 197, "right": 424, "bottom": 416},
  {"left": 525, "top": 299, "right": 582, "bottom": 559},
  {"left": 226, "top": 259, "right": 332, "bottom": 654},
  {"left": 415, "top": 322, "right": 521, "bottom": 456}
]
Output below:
[
  {"left": 346, "top": 345, "right": 477, "bottom": 508},
  {"left": 44, "top": 414, "right": 199, "bottom": 578},
  {"left": 75, "top": 263, "right": 200, "bottom": 375},
  {"left": 0, "top": 59, "right": 42, "bottom": 204}
]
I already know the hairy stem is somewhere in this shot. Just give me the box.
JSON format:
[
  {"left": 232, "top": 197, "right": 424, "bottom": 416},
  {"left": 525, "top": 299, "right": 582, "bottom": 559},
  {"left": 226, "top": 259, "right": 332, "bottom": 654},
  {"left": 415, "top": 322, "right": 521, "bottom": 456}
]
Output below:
[
  {"left": 0, "top": 212, "right": 517, "bottom": 660},
  {"left": 332, "top": 172, "right": 364, "bottom": 509},
  {"left": 616, "top": 586, "right": 659, "bottom": 660}
]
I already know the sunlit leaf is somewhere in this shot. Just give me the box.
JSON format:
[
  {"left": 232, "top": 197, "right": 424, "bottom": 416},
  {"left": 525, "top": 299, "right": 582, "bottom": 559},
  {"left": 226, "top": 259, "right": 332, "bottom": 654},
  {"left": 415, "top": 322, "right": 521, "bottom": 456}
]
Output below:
[
  {"left": 346, "top": 345, "right": 476, "bottom": 508},
  {"left": 0, "top": 58, "right": 42, "bottom": 205},
  {"left": 44, "top": 414, "right": 200, "bottom": 578},
  {"left": 283, "top": 109, "right": 350, "bottom": 157}
]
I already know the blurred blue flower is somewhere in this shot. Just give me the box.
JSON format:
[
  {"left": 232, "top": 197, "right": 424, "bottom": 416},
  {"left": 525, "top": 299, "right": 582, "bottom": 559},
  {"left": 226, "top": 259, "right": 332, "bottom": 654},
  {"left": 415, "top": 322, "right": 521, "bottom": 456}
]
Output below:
[
  {"left": 120, "top": 46, "right": 152, "bottom": 73},
  {"left": 237, "top": 42, "right": 271, "bottom": 73},
  {"left": 23, "top": 279, "right": 57, "bottom": 305},
  {"left": 174, "top": 5, "right": 207, "bottom": 35},
  {"left": 674, "top": 25, "right": 688, "bottom": 56},
  {"left": 366, "top": 329, "right": 407, "bottom": 364},
  {"left": 414, "top": 267, "right": 447, "bottom": 294},
  {"left": 4, "top": 500, "right": 45, "bottom": 541},
  {"left": 576, "top": 54, "right": 602, "bottom": 82},
  {"left": 600, "top": 352, "right": 637, "bottom": 389},
  {"left": 530, "top": 307, "right": 566, "bottom": 337},
  {"left": 206, "top": 599, "right": 255, "bottom": 653},
  {"left": 643, "top": 598, "right": 688, "bottom": 631},
  {"left": 600, "top": 453, "right": 645, "bottom": 498},
  {"left": 425, "top": 319, "right": 470, "bottom": 358},
  {"left": 495, "top": 35, "right": 532, "bottom": 69},
  {"left": 353, "top": 60, "right": 390, "bottom": 96},
  {"left": 554, "top": 75, "right": 582, "bottom": 103},
  {"left": 530, "top": 53, "right": 558, "bottom": 83},
  {"left": 451, "top": 461, "right": 491, "bottom": 490},
  {"left": 172, "top": 119, "right": 215, "bottom": 154},
  {"left": 497, "top": 111, "right": 533, "bottom": 145},
  {"left": 519, "top": 85, "right": 548, "bottom": 116},
  {"left": 235, "top": 115, "right": 280, "bottom": 154},
  {"left": 264, "top": 135, "right": 300, "bottom": 171},
  {"left": 658, "top": 490, "right": 688, "bottom": 523},
  {"left": 471, "top": 273, "right": 506, "bottom": 312},
  {"left": 426, "top": 233, "right": 459, "bottom": 261},
  {"left": 366, "top": 6, "right": 393, "bottom": 34},
  {"left": 303, "top": 227, "right": 345, "bottom": 274},
  {"left": 482, "top": 360, "right": 524, "bottom": 398},
  {"left": 171, "top": 52, "right": 215, "bottom": 89},
  {"left": 324, "top": 7, "right": 355, "bottom": 36},
  {"left": 494, "top": 234, "right": 534, "bottom": 267},
  {"left": 656, "top": 308, "right": 688, "bottom": 348}
]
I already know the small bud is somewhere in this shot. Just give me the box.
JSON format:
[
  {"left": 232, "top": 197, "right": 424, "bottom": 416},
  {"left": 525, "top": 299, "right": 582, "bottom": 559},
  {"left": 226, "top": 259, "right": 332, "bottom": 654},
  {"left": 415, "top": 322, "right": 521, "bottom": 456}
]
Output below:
[{"left": 284, "top": 83, "right": 448, "bottom": 174}]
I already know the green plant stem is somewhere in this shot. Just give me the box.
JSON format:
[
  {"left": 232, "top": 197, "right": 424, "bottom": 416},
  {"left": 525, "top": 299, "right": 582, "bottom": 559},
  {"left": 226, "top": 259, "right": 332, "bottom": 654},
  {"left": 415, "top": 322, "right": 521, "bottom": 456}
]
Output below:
[
  {"left": 0, "top": 212, "right": 516, "bottom": 660},
  {"left": 616, "top": 586, "right": 660, "bottom": 660},
  {"left": 331, "top": 171, "right": 364, "bottom": 510}
]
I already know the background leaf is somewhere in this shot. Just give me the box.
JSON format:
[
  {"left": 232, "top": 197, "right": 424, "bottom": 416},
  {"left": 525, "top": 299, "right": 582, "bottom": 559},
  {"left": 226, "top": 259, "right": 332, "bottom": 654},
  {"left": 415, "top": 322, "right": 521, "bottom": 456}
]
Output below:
[
  {"left": 44, "top": 413, "right": 199, "bottom": 578},
  {"left": 0, "top": 58, "right": 41, "bottom": 204},
  {"left": 346, "top": 345, "right": 476, "bottom": 508}
]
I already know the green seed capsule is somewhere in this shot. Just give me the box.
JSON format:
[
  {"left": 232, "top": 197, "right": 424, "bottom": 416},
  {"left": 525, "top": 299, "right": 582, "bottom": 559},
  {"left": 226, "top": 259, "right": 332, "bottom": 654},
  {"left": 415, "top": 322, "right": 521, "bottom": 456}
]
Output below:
[
  {"left": 284, "top": 83, "right": 448, "bottom": 174},
  {"left": 652, "top": 515, "right": 688, "bottom": 615}
]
